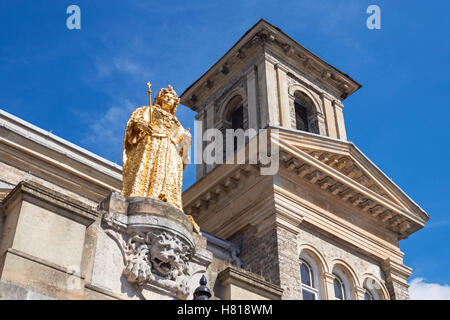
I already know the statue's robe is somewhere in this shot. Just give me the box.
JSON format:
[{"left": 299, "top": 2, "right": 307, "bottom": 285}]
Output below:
[{"left": 121, "top": 105, "right": 189, "bottom": 210}]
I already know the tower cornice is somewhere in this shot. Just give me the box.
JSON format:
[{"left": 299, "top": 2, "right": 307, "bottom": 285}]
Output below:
[{"left": 180, "top": 19, "right": 362, "bottom": 110}]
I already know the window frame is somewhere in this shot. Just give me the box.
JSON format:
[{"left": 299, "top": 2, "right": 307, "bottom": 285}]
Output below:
[
  {"left": 332, "top": 268, "right": 353, "bottom": 300},
  {"left": 300, "top": 258, "right": 320, "bottom": 300}
]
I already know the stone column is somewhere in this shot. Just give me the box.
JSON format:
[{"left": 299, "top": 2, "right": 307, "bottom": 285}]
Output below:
[
  {"left": 246, "top": 65, "right": 259, "bottom": 131},
  {"left": 275, "top": 63, "right": 291, "bottom": 128}
]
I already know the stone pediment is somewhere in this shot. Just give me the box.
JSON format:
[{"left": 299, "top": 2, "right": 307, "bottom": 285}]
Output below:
[{"left": 276, "top": 127, "right": 429, "bottom": 238}]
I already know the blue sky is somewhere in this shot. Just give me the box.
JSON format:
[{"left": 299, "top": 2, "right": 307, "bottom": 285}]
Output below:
[{"left": 1, "top": 1, "right": 449, "bottom": 294}]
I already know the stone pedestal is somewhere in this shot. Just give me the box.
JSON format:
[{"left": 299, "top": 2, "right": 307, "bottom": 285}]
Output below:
[{"left": 96, "top": 192, "right": 212, "bottom": 300}]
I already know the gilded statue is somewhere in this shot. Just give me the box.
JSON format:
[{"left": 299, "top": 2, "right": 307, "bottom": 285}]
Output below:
[{"left": 121, "top": 82, "right": 199, "bottom": 232}]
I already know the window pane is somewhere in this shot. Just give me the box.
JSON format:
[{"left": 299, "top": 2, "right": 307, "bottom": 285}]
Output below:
[
  {"left": 334, "top": 278, "right": 344, "bottom": 300},
  {"left": 302, "top": 289, "right": 316, "bottom": 300},
  {"left": 300, "top": 263, "right": 311, "bottom": 286}
]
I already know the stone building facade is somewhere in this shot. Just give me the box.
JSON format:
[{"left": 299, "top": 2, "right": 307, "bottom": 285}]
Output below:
[{"left": 0, "top": 20, "right": 428, "bottom": 300}]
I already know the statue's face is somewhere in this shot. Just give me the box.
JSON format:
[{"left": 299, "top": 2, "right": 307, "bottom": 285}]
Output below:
[{"left": 161, "top": 92, "right": 176, "bottom": 111}]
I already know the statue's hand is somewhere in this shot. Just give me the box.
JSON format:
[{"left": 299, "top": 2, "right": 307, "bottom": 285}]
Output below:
[{"left": 180, "top": 128, "right": 192, "bottom": 165}]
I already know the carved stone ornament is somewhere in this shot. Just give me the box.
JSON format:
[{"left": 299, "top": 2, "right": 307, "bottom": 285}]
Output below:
[{"left": 99, "top": 193, "right": 211, "bottom": 300}]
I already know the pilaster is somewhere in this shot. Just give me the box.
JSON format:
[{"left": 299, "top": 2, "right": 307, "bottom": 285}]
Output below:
[
  {"left": 333, "top": 100, "right": 347, "bottom": 140},
  {"left": 194, "top": 110, "right": 206, "bottom": 180},
  {"left": 381, "top": 258, "right": 412, "bottom": 300},
  {"left": 205, "top": 102, "right": 215, "bottom": 173},
  {"left": 257, "top": 53, "right": 280, "bottom": 128},
  {"left": 275, "top": 63, "right": 291, "bottom": 128},
  {"left": 320, "top": 93, "right": 337, "bottom": 138},
  {"left": 245, "top": 65, "right": 259, "bottom": 130},
  {"left": 276, "top": 226, "right": 302, "bottom": 300}
]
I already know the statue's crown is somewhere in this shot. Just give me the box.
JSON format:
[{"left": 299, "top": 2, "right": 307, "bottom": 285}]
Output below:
[{"left": 157, "top": 85, "right": 177, "bottom": 98}]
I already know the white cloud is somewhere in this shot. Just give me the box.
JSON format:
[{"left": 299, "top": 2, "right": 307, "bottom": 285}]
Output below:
[
  {"left": 94, "top": 55, "right": 148, "bottom": 78},
  {"left": 409, "top": 278, "right": 450, "bottom": 300},
  {"left": 81, "top": 98, "right": 136, "bottom": 162}
]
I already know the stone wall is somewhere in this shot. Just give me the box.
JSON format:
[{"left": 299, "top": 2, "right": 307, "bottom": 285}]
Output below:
[
  {"left": 236, "top": 226, "right": 302, "bottom": 300},
  {"left": 238, "top": 227, "right": 280, "bottom": 285}
]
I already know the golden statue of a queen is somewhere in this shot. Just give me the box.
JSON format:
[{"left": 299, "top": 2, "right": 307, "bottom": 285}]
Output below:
[{"left": 121, "top": 82, "right": 192, "bottom": 212}]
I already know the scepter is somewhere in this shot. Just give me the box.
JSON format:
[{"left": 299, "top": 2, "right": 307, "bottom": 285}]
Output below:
[{"left": 147, "top": 81, "right": 152, "bottom": 124}]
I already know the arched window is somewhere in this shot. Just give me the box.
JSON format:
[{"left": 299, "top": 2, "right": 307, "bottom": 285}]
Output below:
[
  {"left": 300, "top": 259, "right": 320, "bottom": 300},
  {"left": 332, "top": 267, "right": 353, "bottom": 300},
  {"left": 224, "top": 95, "right": 244, "bottom": 130},
  {"left": 333, "top": 275, "right": 347, "bottom": 300},
  {"left": 220, "top": 95, "right": 246, "bottom": 153},
  {"left": 292, "top": 90, "right": 321, "bottom": 134}
]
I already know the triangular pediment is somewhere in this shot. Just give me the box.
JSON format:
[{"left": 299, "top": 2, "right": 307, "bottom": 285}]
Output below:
[{"left": 275, "top": 127, "right": 429, "bottom": 237}]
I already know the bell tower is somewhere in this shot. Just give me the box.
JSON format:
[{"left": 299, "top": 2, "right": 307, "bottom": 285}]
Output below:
[
  {"left": 181, "top": 19, "right": 360, "bottom": 179},
  {"left": 181, "top": 19, "right": 428, "bottom": 300}
]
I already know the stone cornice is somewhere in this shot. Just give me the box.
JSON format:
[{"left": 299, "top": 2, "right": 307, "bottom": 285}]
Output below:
[
  {"left": 180, "top": 19, "right": 361, "bottom": 109},
  {"left": 0, "top": 181, "right": 98, "bottom": 226}
]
